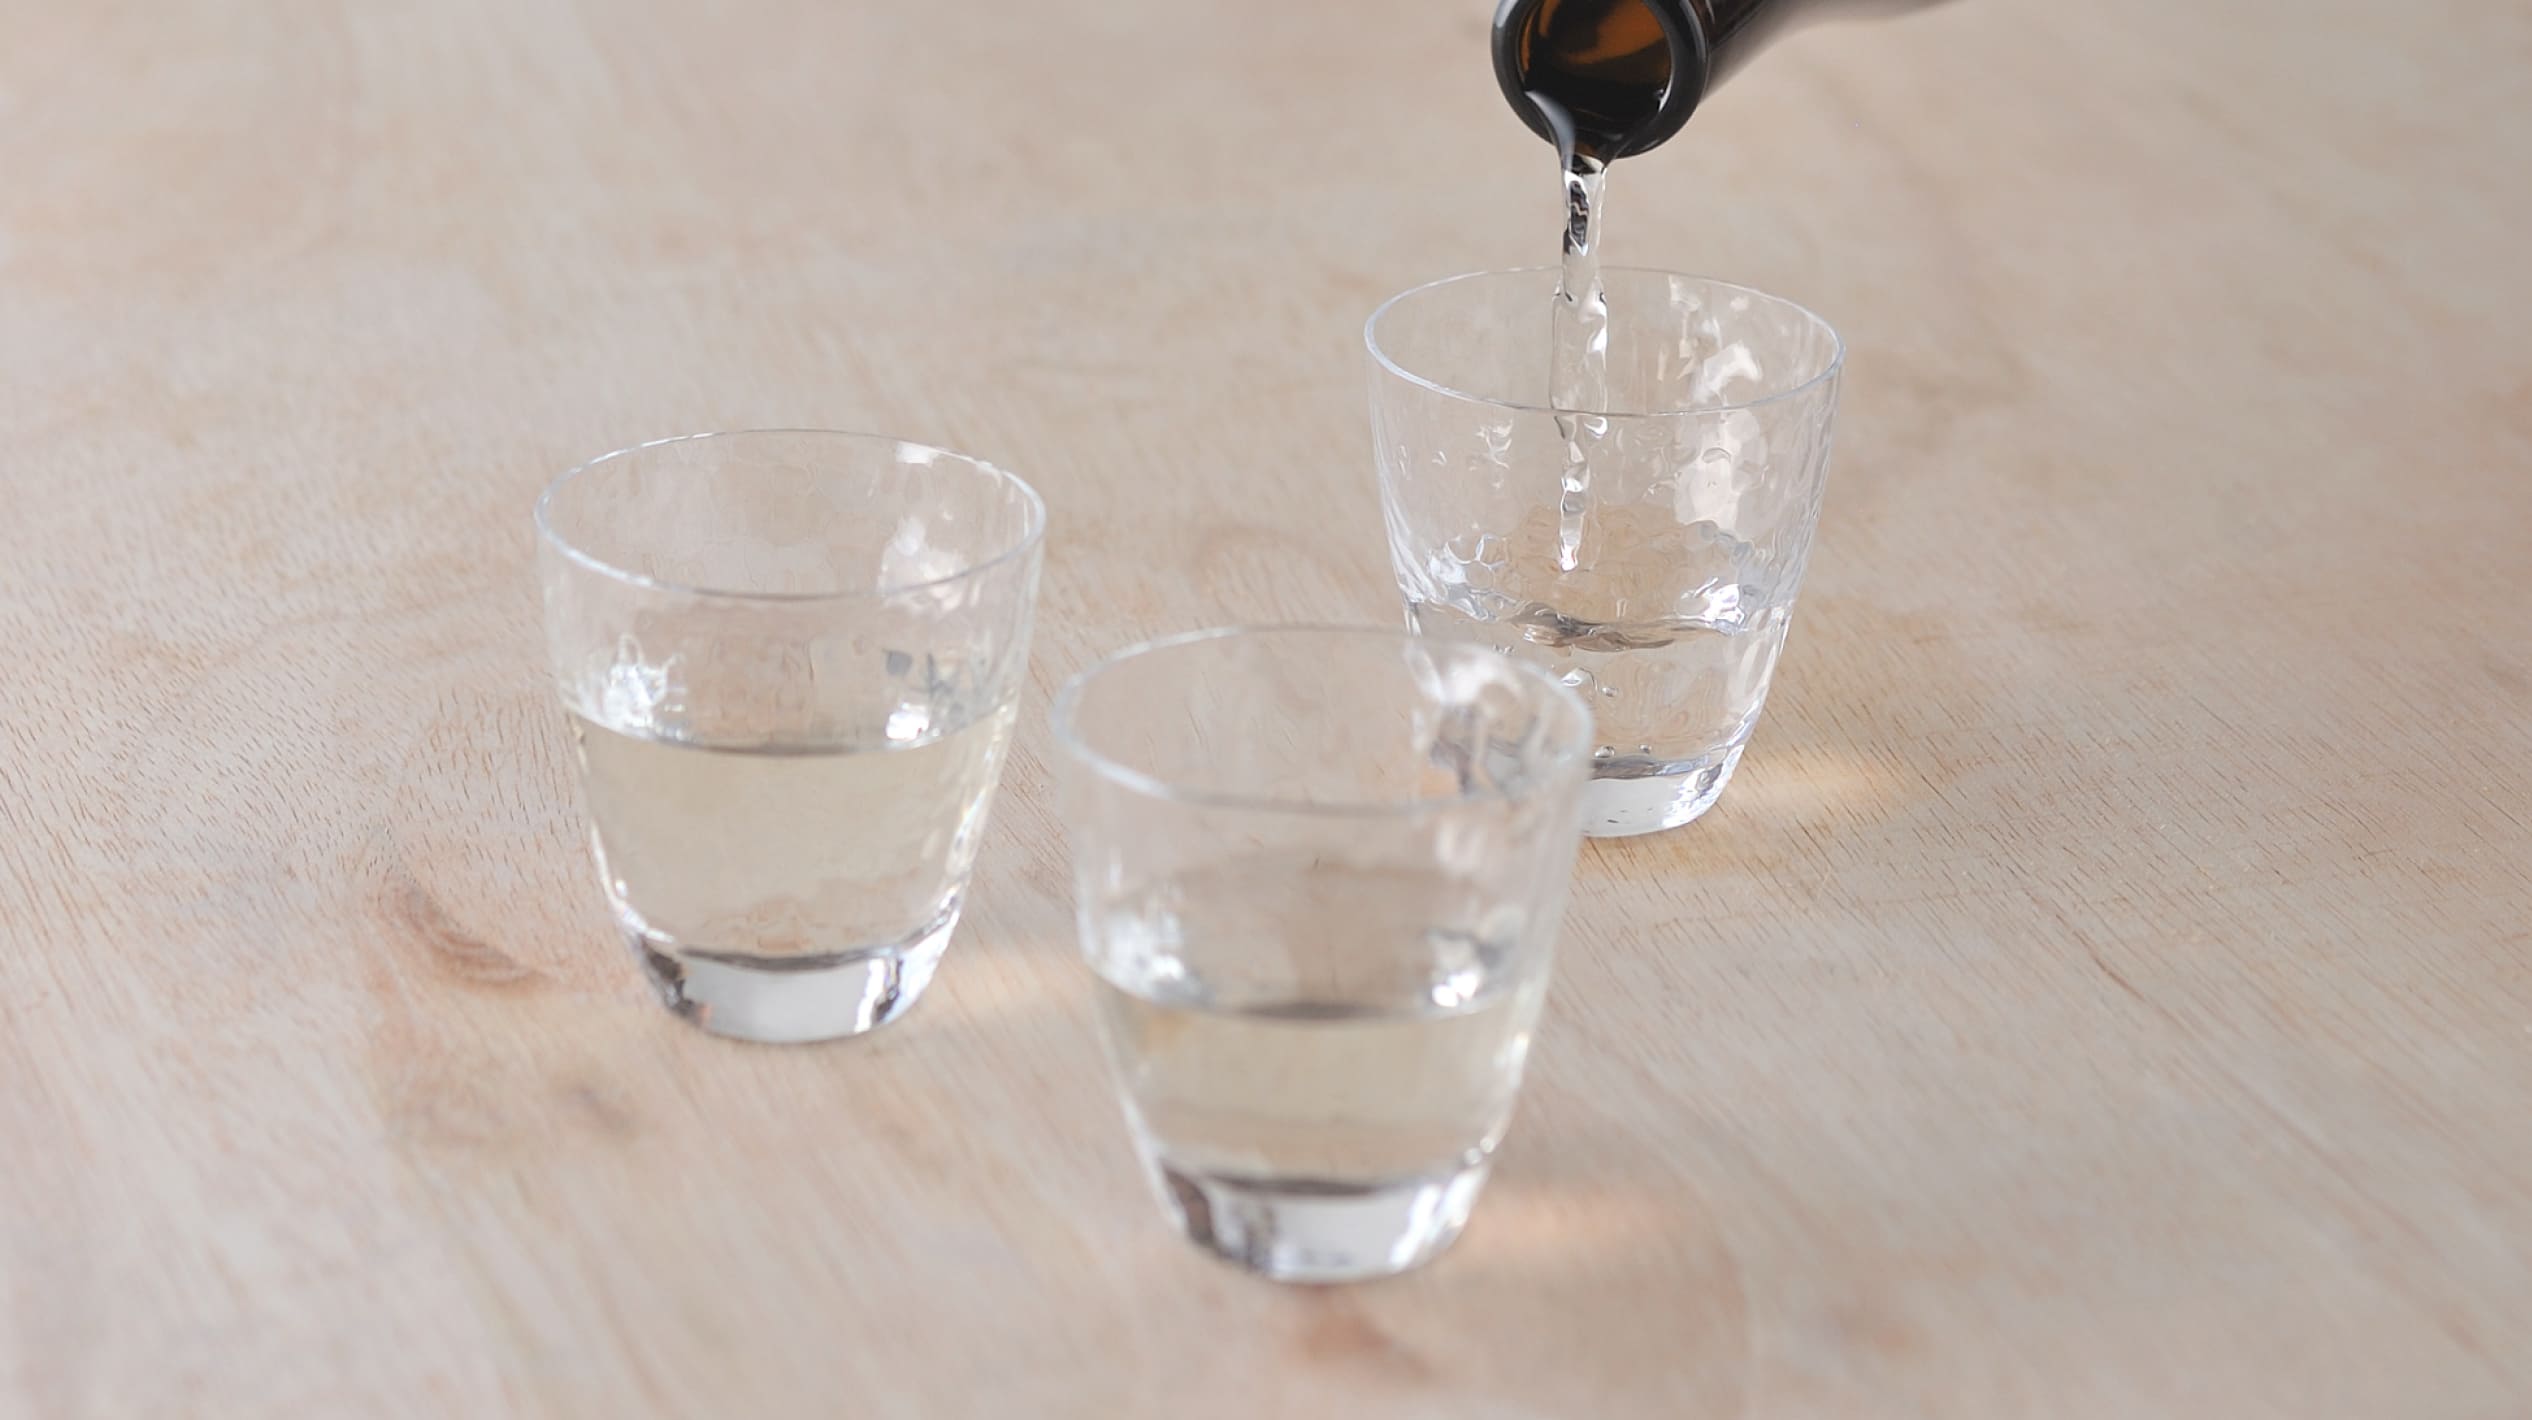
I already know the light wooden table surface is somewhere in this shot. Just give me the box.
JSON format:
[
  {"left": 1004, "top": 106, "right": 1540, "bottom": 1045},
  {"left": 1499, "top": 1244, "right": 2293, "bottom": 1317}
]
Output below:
[{"left": 7, "top": 0, "right": 2530, "bottom": 1414}]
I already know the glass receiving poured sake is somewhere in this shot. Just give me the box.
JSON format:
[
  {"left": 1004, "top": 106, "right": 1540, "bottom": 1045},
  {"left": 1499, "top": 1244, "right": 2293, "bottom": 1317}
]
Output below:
[
  {"left": 537, "top": 430, "right": 1043, "bottom": 1043},
  {"left": 1368, "top": 268, "right": 1842, "bottom": 836},
  {"left": 1053, "top": 627, "right": 1593, "bottom": 1283}
]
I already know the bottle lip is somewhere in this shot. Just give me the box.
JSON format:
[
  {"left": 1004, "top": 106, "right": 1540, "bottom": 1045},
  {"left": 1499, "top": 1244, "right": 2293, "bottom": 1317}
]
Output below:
[{"left": 1489, "top": 0, "right": 1711, "bottom": 161}]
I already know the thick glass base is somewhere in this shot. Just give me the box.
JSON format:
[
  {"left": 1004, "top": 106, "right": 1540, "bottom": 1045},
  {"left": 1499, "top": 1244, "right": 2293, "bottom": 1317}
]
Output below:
[
  {"left": 1583, "top": 741, "right": 1746, "bottom": 838},
  {"left": 1150, "top": 1160, "right": 1490, "bottom": 1284},
  {"left": 621, "top": 902, "right": 957, "bottom": 1044}
]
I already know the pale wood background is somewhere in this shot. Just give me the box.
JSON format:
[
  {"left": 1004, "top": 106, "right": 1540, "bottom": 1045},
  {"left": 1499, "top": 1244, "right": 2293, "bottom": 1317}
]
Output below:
[{"left": 5, "top": 0, "right": 2529, "bottom": 1415}]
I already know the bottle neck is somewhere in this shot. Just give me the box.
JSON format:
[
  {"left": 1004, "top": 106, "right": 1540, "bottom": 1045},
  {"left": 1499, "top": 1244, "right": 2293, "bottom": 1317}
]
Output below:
[
  {"left": 1495, "top": 0, "right": 1920, "bottom": 161},
  {"left": 1687, "top": 0, "right": 1806, "bottom": 88}
]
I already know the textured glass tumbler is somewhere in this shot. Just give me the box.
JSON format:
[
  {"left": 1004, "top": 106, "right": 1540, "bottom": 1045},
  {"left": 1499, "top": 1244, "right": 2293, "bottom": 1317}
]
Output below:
[
  {"left": 537, "top": 431, "right": 1043, "bottom": 1043},
  {"left": 1053, "top": 627, "right": 1593, "bottom": 1282},
  {"left": 1368, "top": 269, "right": 1843, "bottom": 836}
]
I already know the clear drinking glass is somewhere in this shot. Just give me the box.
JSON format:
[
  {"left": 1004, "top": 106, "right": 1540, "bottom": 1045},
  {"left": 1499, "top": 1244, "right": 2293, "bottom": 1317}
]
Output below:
[
  {"left": 536, "top": 431, "right": 1044, "bottom": 1043},
  {"left": 1052, "top": 627, "right": 1594, "bottom": 1282},
  {"left": 1367, "top": 268, "right": 1843, "bottom": 836}
]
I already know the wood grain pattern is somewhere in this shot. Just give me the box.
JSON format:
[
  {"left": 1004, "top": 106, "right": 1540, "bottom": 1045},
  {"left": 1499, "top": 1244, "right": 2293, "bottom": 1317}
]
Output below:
[{"left": 5, "top": 0, "right": 2529, "bottom": 1414}]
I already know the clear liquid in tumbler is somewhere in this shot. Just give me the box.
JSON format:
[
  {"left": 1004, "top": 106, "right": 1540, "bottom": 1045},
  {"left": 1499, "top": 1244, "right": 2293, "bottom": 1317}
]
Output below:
[
  {"left": 568, "top": 703, "right": 1016, "bottom": 1036},
  {"left": 1088, "top": 856, "right": 1550, "bottom": 1280},
  {"left": 1400, "top": 494, "right": 1791, "bottom": 832}
]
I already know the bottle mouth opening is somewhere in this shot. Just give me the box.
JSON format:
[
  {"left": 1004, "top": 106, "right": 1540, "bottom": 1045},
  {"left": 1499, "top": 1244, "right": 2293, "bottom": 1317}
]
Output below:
[{"left": 1490, "top": 0, "right": 1710, "bottom": 161}]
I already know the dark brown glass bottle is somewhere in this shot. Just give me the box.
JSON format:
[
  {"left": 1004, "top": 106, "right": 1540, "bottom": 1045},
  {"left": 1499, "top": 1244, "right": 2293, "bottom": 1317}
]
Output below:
[{"left": 1493, "top": 0, "right": 1906, "bottom": 161}]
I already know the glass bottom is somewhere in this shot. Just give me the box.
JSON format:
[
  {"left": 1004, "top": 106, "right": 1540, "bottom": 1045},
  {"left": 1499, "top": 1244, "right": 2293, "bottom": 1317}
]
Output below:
[
  {"left": 1583, "top": 741, "right": 1747, "bottom": 838},
  {"left": 1150, "top": 1159, "right": 1490, "bottom": 1284},
  {"left": 620, "top": 899, "right": 959, "bottom": 1044}
]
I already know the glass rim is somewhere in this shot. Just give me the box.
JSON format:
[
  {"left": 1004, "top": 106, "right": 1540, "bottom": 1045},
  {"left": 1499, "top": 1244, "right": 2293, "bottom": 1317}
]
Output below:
[
  {"left": 1049, "top": 624, "right": 1597, "bottom": 819},
  {"left": 533, "top": 428, "right": 1048, "bottom": 604},
  {"left": 1363, "top": 266, "right": 1847, "bottom": 419}
]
